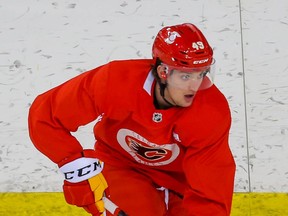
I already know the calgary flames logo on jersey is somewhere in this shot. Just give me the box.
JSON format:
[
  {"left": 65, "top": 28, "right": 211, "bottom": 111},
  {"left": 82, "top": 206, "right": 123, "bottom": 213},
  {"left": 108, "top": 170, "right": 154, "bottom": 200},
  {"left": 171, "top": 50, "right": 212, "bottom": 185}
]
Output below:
[
  {"left": 117, "top": 128, "right": 180, "bottom": 166},
  {"left": 128, "top": 137, "right": 169, "bottom": 161}
]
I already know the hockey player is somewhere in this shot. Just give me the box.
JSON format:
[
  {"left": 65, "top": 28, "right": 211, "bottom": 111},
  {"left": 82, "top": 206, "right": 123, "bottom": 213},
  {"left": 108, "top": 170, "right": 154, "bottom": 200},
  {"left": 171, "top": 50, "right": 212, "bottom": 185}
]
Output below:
[{"left": 28, "top": 23, "right": 236, "bottom": 216}]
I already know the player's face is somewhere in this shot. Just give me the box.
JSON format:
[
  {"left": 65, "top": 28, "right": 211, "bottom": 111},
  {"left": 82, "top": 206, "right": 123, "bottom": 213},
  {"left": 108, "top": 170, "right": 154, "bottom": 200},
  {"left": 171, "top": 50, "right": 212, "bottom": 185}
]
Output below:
[
  {"left": 163, "top": 69, "right": 209, "bottom": 107},
  {"left": 156, "top": 64, "right": 214, "bottom": 107},
  {"left": 165, "top": 73, "right": 200, "bottom": 107},
  {"left": 167, "top": 69, "right": 207, "bottom": 91}
]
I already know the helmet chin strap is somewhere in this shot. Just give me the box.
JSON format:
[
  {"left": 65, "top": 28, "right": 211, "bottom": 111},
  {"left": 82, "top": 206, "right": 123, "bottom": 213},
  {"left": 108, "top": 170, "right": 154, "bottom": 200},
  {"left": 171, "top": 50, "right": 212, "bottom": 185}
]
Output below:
[{"left": 159, "top": 82, "right": 177, "bottom": 107}]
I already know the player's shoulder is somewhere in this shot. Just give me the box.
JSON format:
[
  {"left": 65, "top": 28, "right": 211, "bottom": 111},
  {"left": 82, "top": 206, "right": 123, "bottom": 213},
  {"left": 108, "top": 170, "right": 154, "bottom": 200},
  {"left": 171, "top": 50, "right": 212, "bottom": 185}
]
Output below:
[
  {"left": 175, "top": 85, "right": 231, "bottom": 146},
  {"left": 178, "top": 85, "right": 230, "bottom": 126},
  {"left": 108, "top": 59, "right": 153, "bottom": 69},
  {"left": 197, "top": 85, "right": 229, "bottom": 109},
  {"left": 105, "top": 59, "right": 154, "bottom": 83},
  {"left": 89, "top": 59, "right": 153, "bottom": 85}
]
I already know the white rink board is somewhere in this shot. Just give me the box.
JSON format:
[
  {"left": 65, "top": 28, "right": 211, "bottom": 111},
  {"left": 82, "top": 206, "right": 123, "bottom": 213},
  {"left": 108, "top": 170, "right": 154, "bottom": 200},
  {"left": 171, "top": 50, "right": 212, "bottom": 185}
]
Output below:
[
  {"left": 0, "top": 0, "right": 287, "bottom": 193},
  {"left": 240, "top": 0, "right": 288, "bottom": 192}
]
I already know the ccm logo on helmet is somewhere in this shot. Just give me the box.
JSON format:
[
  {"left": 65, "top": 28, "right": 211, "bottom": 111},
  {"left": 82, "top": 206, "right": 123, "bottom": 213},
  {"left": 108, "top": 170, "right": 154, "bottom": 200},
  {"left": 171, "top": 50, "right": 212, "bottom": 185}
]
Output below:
[{"left": 193, "top": 58, "right": 209, "bottom": 64}]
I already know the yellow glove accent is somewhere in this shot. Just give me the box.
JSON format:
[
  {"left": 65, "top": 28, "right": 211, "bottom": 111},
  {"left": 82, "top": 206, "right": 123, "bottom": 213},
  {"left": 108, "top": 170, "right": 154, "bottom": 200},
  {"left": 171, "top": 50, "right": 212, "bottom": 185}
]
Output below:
[
  {"left": 88, "top": 173, "right": 108, "bottom": 214},
  {"left": 95, "top": 200, "right": 105, "bottom": 215}
]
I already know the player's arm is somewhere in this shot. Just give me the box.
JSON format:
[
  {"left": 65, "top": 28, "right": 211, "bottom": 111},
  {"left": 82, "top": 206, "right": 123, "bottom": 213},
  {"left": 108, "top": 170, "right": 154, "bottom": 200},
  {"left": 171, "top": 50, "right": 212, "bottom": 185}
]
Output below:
[
  {"left": 182, "top": 112, "right": 236, "bottom": 216},
  {"left": 28, "top": 65, "right": 107, "bottom": 163},
  {"left": 28, "top": 65, "right": 109, "bottom": 215}
]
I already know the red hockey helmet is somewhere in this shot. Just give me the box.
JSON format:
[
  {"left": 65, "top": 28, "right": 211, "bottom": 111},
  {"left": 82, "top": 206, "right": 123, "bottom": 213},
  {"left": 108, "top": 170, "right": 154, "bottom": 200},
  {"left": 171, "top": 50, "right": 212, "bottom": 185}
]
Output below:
[{"left": 152, "top": 23, "right": 214, "bottom": 70}]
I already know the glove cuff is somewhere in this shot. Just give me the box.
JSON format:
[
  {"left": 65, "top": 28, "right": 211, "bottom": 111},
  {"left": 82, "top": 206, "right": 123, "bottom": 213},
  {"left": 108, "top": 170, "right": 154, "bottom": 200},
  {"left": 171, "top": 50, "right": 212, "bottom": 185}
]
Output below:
[{"left": 58, "top": 149, "right": 104, "bottom": 183}]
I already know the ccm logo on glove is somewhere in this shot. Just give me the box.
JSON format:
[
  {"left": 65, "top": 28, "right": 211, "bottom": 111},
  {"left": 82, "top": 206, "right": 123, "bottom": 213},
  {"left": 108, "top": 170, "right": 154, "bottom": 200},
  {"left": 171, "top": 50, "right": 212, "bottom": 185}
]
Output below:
[{"left": 59, "top": 158, "right": 104, "bottom": 183}]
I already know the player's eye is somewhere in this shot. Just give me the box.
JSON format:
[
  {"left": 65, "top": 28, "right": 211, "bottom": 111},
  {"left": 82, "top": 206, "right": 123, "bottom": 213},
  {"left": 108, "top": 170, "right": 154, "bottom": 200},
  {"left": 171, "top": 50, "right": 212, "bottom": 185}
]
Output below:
[{"left": 181, "top": 74, "right": 190, "bottom": 80}]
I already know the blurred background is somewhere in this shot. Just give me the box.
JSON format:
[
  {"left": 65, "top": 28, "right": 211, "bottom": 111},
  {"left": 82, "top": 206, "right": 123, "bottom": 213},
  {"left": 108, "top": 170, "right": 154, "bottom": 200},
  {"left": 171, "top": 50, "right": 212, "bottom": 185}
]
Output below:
[{"left": 1, "top": 0, "right": 287, "bottom": 215}]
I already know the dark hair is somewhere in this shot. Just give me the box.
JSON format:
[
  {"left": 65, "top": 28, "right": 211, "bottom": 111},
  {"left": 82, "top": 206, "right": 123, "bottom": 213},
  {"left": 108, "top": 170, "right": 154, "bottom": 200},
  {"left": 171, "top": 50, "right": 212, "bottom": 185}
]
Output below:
[{"left": 151, "top": 58, "right": 162, "bottom": 82}]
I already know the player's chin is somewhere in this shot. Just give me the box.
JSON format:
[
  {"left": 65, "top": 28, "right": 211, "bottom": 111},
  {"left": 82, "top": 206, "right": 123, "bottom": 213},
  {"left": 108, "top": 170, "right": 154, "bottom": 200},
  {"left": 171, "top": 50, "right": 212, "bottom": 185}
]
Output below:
[{"left": 179, "top": 95, "right": 194, "bottom": 107}]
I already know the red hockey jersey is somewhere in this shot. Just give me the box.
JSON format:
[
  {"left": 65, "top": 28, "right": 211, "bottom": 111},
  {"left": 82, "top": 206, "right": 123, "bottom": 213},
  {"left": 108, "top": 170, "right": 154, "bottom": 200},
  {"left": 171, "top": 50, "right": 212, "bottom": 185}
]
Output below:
[{"left": 28, "top": 59, "right": 235, "bottom": 215}]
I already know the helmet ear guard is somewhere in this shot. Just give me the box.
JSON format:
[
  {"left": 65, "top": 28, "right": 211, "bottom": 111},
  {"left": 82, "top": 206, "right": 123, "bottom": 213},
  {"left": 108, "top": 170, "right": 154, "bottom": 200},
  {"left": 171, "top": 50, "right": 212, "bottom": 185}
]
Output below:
[
  {"left": 157, "top": 65, "right": 168, "bottom": 79},
  {"left": 164, "top": 66, "right": 168, "bottom": 74},
  {"left": 160, "top": 72, "right": 167, "bottom": 79}
]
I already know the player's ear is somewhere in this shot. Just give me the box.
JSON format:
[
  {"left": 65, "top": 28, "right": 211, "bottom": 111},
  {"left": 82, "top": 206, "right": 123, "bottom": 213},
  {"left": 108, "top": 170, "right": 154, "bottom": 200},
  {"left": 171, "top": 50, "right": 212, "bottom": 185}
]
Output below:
[{"left": 157, "top": 65, "right": 168, "bottom": 80}]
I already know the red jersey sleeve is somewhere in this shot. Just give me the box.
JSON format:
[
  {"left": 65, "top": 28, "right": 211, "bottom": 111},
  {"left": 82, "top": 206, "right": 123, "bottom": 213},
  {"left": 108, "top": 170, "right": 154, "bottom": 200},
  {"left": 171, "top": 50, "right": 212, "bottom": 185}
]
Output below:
[
  {"left": 28, "top": 64, "right": 109, "bottom": 163},
  {"left": 179, "top": 86, "right": 236, "bottom": 215}
]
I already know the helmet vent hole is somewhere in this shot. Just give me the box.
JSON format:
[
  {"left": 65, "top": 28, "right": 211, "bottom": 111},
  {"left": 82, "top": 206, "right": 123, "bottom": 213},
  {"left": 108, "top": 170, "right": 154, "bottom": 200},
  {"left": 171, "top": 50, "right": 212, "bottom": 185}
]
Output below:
[
  {"left": 179, "top": 61, "right": 189, "bottom": 65},
  {"left": 179, "top": 51, "right": 188, "bottom": 55},
  {"left": 196, "top": 51, "right": 204, "bottom": 54}
]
